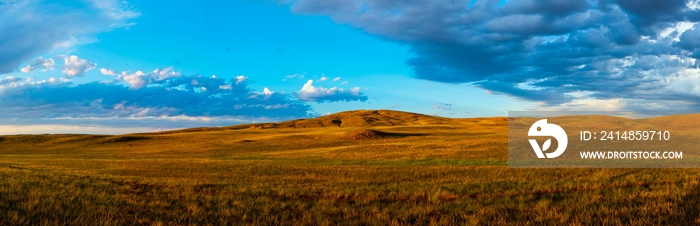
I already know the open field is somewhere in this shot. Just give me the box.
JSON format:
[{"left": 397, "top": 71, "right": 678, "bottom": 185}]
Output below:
[{"left": 1, "top": 110, "right": 700, "bottom": 225}]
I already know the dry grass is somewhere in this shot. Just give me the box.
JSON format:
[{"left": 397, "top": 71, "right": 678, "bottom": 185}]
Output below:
[{"left": 0, "top": 110, "right": 699, "bottom": 225}]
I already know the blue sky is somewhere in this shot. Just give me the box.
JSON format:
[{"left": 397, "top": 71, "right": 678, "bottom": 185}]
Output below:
[{"left": 2, "top": 0, "right": 700, "bottom": 134}]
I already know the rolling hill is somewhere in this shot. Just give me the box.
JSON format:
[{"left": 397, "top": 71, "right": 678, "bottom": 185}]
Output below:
[
  {"left": 156, "top": 109, "right": 468, "bottom": 134},
  {"left": 242, "top": 109, "right": 459, "bottom": 129}
]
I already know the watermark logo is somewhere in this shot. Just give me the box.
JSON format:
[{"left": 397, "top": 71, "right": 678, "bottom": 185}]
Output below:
[
  {"left": 509, "top": 111, "right": 690, "bottom": 168},
  {"left": 528, "top": 119, "right": 568, "bottom": 158}
]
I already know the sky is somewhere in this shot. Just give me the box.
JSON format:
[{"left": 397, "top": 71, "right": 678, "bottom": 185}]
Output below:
[{"left": 2, "top": 0, "right": 700, "bottom": 134}]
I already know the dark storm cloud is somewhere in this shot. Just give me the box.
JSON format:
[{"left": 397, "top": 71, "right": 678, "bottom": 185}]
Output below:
[
  {"left": 286, "top": 0, "right": 700, "bottom": 112},
  {"left": 611, "top": 0, "right": 691, "bottom": 28},
  {"left": 502, "top": 0, "right": 590, "bottom": 17},
  {"left": 675, "top": 23, "right": 700, "bottom": 58}
]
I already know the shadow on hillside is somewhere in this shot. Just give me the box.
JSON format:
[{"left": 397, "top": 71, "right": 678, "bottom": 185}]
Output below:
[
  {"left": 101, "top": 136, "right": 151, "bottom": 143},
  {"left": 665, "top": 182, "right": 700, "bottom": 224},
  {"left": 343, "top": 129, "right": 428, "bottom": 140},
  {"left": 373, "top": 131, "right": 428, "bottom": 137}
]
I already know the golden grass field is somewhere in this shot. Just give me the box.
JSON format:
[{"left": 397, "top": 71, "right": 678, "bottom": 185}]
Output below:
[{"left": 1, "top": 110, "right": 700, "bottom": 225}]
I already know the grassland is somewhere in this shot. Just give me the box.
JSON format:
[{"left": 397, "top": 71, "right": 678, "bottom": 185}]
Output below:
[{"left": 0, "top": 110, "right": 699, "bottom": 225}]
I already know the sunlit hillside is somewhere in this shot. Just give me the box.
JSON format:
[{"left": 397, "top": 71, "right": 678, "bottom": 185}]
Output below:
[{"left": 0, "top": 110, "right": 699, "bottom": 225}]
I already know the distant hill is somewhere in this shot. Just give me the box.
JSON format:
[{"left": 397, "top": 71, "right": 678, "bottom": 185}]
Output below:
[
  {"left": 160, "top": 110, "right": 461, "bottom": 134},
  {"left": 261, "top": 110, "right": 455, "bottom": 128}
]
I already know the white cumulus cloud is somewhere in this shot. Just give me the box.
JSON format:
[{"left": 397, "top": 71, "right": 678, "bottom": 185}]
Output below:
[
  {"left": 62, "top": 55, "right": 96, "bottom": 78},
  {"left": 235, "top": 75, "right": 248, "bottom": 85},
  {"left": 103, "top": 66, "right": 181, "bottom": 89},
  {"left": 20, "top": 57, "right": 55, "bottom": 73},
  {"left": 100, "top": 68, "right": 118, "bottom": 76},
  {"left": 262, "top": 87, "right": 274, "bottom": 95},
  {"left": 249, "top": 87, "right": 276, "bottom": 100},
  {"left": 295, "top": 80, "right": 367, "bottom": 102}
]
